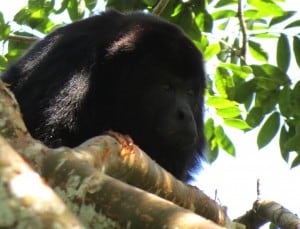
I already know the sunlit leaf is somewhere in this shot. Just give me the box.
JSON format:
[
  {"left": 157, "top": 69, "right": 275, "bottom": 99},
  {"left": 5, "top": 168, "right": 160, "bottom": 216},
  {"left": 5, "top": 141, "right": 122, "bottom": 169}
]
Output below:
[
  {"left": 217, "top": 19, "right": 230, "bottom": 30},
  {"left": 205, "top": 118, "right": 215, "bottom": 141},
  {"left": 224, "top": 119, "right": 250, "bottom": 130},
  {"left": 212, "top": 10, "right": 236, "bottom": 20},
  {"left": 250, "top": 33, "right": 278, "bottom": 39},
  {"left": 216, "top": 107, "right": 241, "bottom": 118},
  {"left": 68, "top": 0, "right": 85, "bottom": 20},
  {"left": 215, "top": 125, "right": 236, "bottom": 156},
  {"left": 85, "top": 0, "right": 97, "bottom": 10},
  {"left": 220, "top": 63, "right": 252, "bottom": 79},
  {"left": 248, "top": 0, "right": 284, "bottom": 17},
  {"left": 195, "top": 11, "right": 213, "bottom": 33},
  {"left": 0, "top": 55, "right": 8, "bottom": 72},
  {"left": 215, "top": 67, "right": 230, "bottom": 97},
  {"left": 206, "top": 97, "right": 238, "bottom": 109},
  {"left": 257, "top": 112, "right": 280, "bottom": 149},
  {"left": 270, "top": 11, "right": 296, "bottom": 26},
  {"left": 204, "top": 43, "right": 220, "bottom": 60},
  {"left": 248, "top": 40, "right": 268, "bottom": 62},
  {"left": 215, "top": 0, "right": 238, "bottom": 8},
  {"left": 244, "top": 9, "right": 259, "bottom": 18},
  {"left": 0, "top": 13, "right": 10, "bottom": 39},
  {"left": 205, "top": 118, "right": 219, "bottom": 163}
]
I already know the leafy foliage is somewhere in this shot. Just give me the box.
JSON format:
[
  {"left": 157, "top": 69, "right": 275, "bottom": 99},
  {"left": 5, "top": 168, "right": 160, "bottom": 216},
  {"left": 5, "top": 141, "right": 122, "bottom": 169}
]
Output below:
[{"left": 1, "top": 0, "right": 300, "bottom": 168}]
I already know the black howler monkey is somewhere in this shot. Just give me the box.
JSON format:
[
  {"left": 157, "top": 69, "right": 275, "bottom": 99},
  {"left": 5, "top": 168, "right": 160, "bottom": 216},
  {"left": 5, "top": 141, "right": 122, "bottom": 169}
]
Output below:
[{"left": 2, "top": 10, "right": 206, "bottom": 181}]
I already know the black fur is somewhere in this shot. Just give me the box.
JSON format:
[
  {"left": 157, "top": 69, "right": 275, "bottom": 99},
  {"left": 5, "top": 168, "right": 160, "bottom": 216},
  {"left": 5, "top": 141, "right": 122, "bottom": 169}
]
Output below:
[{"left": 2, "top": 10, "right": 206, "bottom": 181}]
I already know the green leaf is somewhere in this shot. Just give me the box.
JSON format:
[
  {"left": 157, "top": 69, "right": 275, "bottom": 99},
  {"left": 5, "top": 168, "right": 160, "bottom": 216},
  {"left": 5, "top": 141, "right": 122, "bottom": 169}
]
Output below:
[
  {"left": 283, "top": 134, "right": 300, "bottom": 154},
  {"left": 85, "top": 0, "right": 97, "bottom": 10},
  {"left": 279, "top": 125, "right": 291, "bottom": 162},
  {"left": 205, "top": 118, "right": 215, "bottom": 141},
  {"left": 293, "top": 36, "right": 300, "bottom": 69},
  {"left": 290, "top": 81, "right": 300, "bottom": 115},
  {"left": 244, "top": 9, "right": 259, "bottom": 19},
  {"left": 276, "top": 34, "right": 290, "bottom": 72},
  {"left": 285, "top": 20, "right": 300, "bottom": 29},
  {"left": 215, "top": 0, "right": 238, "bottom": 8},
  {"left": 291, "top": 154, "right": 300, "bottom": 168},
  {"left": 215, "top": 66, "right": 236, "bottom": 98},
  {"left": 0, "top": 13, "right": 10, "bottom": 40},
  {"left": 254, "top": 89, "right": 279, "bottom": 114},
  {"left": 246, "top": 107, "right": 264, "bottom": 128},
  {"left": 216, "top": 107, "right": 241, "bottom": 118},
  {"left": 215, "top": 67, "right": 230, "bottom": 97},
  {"left": 250, "top": 33, "right": 278, "bottom": 39},
  {"left": 206, "top": 97, "right": 238, "bottom": 109},
  {"left": 215, "top": 126, "right": 236, "bottom": 156},
  {"left": 0, "top": 55, "right": 8, "bottom": 72},
  {"left": 67, "top": 0, "right": 85, "bottom": 21},
  {"left": 170, "top": 7, "right": 203, "bottom": 40},
  {"left": 217, "top": 19, "right": 230, "bottom": 30},
  {"left": 247, "top": 0, "right": 284, "bottom": 17},
  {"left": 251, "top": 64, "right": 290, "bottom": 87},
  {"left": 207, "top": 142, "right": 219, "bottom": 163},
  {"left": 278, "top": 86, "right": 292, "bottom": 116},
  {"left": 220, "top": 63, "right": 252, "bottom": 79},
  {"left": 212, "top": 10, "right": 236, "bottom": 20},
  {"left": 224, "top": 119, "right": 250, "bottom": 130},
  {"left": 204, "top": 43, "right": 220, "bottom": 61},
  {"left": 248, "top": 40, "right": 268, "bottom": 62},
  {"left": 255, "top": 77, "right": 281, "bottom": 90},
  {"left": 233, "top": 80, "right": 256, "bottom": 103},
  {"left": 257, "top": 112, "right": 280, "bottom": 149},
  {"left": 270, "top": 11, "right": 296, "bottom": 26},
  {"left": 204, "top": 118, "right": 219, "bottom": 163},
  {"left": 195, "top": 11, "right": 213, "bottom": 33}
]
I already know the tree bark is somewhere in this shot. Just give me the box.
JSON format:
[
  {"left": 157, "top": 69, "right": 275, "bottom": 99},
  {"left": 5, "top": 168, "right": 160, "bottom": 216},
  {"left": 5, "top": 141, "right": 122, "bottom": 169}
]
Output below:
[{"left": 0, "top": 82, "right": 232, "bottom": 228}]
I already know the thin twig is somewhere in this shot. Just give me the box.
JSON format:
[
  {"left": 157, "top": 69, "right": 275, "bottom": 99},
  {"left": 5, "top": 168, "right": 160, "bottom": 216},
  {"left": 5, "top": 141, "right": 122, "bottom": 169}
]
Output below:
[
  {"left": 152, "top": 0, "right": 170, "bottom": 15},
  {"left": 8, "top": 34, "right": 38, "bottom": 44},
  {"left": 237, "top": 0, "right": 247, "bottom": 62}
]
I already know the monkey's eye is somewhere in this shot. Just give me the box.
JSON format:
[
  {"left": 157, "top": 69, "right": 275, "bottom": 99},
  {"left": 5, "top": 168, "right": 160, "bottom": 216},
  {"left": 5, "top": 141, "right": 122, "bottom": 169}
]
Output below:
[{"left": 186, "top": 89, "right": 195, "bottom": 96}]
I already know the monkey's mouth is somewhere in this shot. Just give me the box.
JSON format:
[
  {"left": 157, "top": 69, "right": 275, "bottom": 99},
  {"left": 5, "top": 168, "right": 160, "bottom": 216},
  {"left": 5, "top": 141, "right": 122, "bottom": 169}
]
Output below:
[{"left": 156, "top": 128, "right": 198, "bottom": 150}]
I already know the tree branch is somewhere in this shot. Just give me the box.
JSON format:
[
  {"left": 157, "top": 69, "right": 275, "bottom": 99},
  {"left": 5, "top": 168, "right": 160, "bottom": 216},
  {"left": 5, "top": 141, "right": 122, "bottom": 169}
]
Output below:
[
  {"left": 0, "top": 136, "right": 84, "bottom": 228},
  {"left": 0, "top": 81, "right": 232, "bottom": 228},
  {"left": 237, "top": 0, "right": 247, "bottom": 62},
  {"left": 8, "top": 34, "right": 38, "bottom": 44},
  {"left": 153, "top": 0, "right": 170, "bottom": 15}
]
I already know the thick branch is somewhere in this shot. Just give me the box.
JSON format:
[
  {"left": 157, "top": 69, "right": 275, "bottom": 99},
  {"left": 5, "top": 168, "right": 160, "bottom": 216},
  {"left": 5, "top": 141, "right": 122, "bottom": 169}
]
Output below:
[
  {"left": 42, "top": 134, "right": 228, "bottom": 225},
  {"left": 46, "top": 154, "right": 225, "bottom": 228},
  {"left": 235, "top": 200, "right": 300, "bottom": 229},
  {"left": 0, "top": 135, "right": 83, "bottom": 228},
  {"left": 0, "top": 81, "right": 230, "bottom": 227}
]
